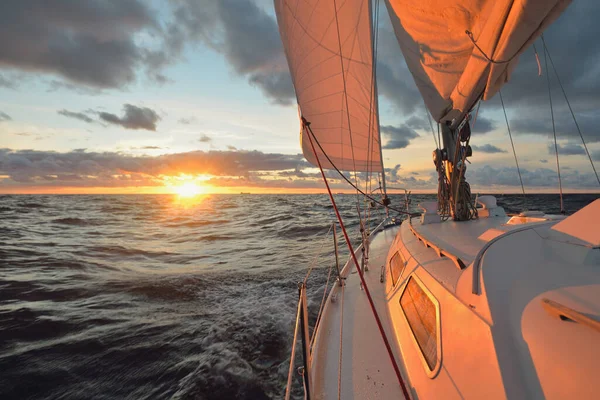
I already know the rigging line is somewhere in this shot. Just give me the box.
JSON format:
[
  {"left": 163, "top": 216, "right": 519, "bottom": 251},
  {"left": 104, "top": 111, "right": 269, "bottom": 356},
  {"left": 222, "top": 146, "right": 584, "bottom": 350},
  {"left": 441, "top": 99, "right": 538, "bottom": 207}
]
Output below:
[
  {"left": 332, "top": 0, "right": 360, "bottom": 203},
  {"left": 365, "top": 0, "right": 380, "bottom": 223},
  {"left": 543, "top": 42, "right": 564, "bottom": 213},
  {"left": 542, "top": 35, "right": 600, "bottom": 186},
  {"left": 303, "top": 223, "right": 334, "bottom": 285},
  {"left": 311, "top": 256, "right": 335, "bottom": 349},
  {"left": 472, "top": 100, "right": 481, "bottom": 130},
  {"left": 532, "top": 43, "right": 542, "bottom": 77},
  {"left": 499, "top": 90, "right": 527, "bottom": 204},
  {"left": 304, "top": 119, "right": 417, "bottom": 216},
  {"left": 304, "top": 123, "right": 412, "bottom": 400},
  {"left": 425, "top": 102, "right": 438, "bottom": 149},
  {"left": 465, "top": 30, "right": 519, "bottom": 65}
]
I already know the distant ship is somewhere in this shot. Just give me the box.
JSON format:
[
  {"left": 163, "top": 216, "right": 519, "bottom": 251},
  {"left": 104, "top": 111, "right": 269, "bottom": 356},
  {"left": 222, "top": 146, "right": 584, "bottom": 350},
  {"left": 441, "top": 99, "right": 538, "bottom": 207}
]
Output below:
[
  {"left": 240, "top": 192, "right": 251, "bottom": 195},
  {"left": 275, "top": 0, "right": 600, "bottom": 399}
]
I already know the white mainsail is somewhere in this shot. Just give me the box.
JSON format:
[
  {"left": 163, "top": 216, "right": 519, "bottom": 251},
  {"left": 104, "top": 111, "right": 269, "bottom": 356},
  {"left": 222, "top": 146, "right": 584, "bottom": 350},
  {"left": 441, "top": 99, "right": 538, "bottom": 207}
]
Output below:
[
  {"left": 274, "top": 0, "right": 382, "bottom": 172},
  {"left": 384, "top": 0, "right": 571, "bottom": 124}
]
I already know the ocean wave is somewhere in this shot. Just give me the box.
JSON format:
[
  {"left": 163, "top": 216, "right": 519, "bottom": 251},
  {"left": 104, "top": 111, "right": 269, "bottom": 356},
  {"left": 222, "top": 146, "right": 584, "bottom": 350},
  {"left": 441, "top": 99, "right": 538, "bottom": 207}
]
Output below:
[
  {"left": 52, "top": 217, "right": 101, "bottom": 226},
  {"left": 0, "top": 193, "right": 597, "bottom": 399},
  {"left": 84, "top": 245, "right": 177, "bottom": 258}
]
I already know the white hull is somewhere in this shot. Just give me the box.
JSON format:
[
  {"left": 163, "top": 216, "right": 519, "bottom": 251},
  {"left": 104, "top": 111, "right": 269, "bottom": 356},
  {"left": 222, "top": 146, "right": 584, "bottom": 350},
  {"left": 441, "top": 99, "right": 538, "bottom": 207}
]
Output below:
[{"left": 311, "top": 199, "right": 600, "bottom": 399}]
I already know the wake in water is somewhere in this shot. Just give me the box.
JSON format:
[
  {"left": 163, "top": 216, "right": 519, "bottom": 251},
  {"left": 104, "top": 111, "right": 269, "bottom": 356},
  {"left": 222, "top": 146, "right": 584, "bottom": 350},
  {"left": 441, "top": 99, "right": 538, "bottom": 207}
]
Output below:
[{"left": 0, "top": 193, "right": 596, "bottom": 399}]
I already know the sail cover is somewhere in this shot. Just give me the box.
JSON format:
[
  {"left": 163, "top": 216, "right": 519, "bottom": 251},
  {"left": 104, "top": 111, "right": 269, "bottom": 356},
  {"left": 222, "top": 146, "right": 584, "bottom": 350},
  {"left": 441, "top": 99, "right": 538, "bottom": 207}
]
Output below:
[
  {"left": 384, "top": 0, "right": 571, "bottom": 124},
  {"left": 274, "top": 0, "right": 383, "bottom": 172}
]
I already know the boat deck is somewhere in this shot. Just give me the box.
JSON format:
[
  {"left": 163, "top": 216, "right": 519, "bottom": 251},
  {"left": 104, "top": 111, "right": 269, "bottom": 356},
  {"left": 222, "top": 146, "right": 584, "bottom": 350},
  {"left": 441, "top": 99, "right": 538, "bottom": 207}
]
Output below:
[
  {"left": 410, "top": 216, "right": 511, "bottom": 265},
  {"left": 310, "top": 224, "right": 408, "bottom": 400}
]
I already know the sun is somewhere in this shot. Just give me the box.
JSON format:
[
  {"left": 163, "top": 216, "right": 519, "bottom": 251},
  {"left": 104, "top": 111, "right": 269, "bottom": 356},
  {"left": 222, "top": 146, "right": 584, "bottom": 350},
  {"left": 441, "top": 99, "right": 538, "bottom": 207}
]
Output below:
[{"left": 173, "top": 182, "right": 204, "bottom": 198}]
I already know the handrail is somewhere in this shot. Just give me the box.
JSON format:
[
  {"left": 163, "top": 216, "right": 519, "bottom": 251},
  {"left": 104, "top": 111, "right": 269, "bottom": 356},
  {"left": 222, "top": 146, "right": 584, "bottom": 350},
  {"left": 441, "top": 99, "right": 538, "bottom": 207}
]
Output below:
[
  {"left": 408, "top": 217, "right": 466, "bottom": 270},
  {"left": 285, "top": 216, "right": 398, "bottom": 398},
  {"left": 542, "top": 298, "right": 600, "bottom": 333},
  {"left": 471, "top": 220, "right": 555, "bottom": 294}
]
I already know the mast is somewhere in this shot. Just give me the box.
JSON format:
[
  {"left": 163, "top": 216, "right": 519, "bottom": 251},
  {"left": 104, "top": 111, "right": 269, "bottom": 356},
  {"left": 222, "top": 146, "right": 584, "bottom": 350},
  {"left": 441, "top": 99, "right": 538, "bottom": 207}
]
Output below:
[{"left": 437, "top": 121, "right": 475, "bottom": 221}]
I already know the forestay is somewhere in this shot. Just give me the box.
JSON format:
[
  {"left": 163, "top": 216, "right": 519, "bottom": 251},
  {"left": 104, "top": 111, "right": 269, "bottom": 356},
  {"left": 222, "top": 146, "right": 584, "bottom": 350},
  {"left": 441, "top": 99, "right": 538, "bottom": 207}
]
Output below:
[
  {"left": 274, "top": 0, "right": 383, "bottom": 172},
  {"left": 384, "top": 0, "right": 571, "bottom": 125}
]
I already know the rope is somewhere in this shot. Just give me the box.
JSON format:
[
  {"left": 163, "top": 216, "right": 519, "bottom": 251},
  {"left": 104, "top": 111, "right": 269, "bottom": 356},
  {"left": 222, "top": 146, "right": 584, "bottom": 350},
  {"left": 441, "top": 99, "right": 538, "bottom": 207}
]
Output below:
[
  {"left": 542, "top": 36, "right": 600, "bottom": 186},
  {"left": 304, "top": 122, "right": 412, "bottom": 400},
  {"left": 532, "top": 43, "right": 542, "bottom": 77},
  {"left": 499, "top": 90, "right": 527, "bottom": 205},
  {"left": 472, "top": 101, "right": 481, "bottom": 130},
  {"left": 303, "top": 119, "right": 417, "bottom": 217},
  {"left": 332, "top": 0, "right": 361, "bottom": 210},
  {"left": 466, "top": 30, "right": 518, "bottom": 65},
  {"left": 284, "top": 294, "right": 304, "bottom": 400},
  {"left": 425, "top": 102, "right": 439, "bottom": 149},
  {"left": 543, "top": 43, "right": 564, "bottom": 213}
]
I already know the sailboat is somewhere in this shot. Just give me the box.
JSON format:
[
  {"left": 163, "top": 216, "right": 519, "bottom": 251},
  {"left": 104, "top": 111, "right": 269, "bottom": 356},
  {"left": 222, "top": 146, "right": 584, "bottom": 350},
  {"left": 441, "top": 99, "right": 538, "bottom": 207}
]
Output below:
[{"left": 274, "top": 0, "right": 600, "bottom": 399}]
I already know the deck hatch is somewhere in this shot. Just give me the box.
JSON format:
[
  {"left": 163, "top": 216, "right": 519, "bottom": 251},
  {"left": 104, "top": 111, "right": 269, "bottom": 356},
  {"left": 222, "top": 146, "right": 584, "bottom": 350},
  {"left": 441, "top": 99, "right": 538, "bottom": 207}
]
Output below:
[{"left": 400, "top": 277, "right": 439, "bottom": 371}]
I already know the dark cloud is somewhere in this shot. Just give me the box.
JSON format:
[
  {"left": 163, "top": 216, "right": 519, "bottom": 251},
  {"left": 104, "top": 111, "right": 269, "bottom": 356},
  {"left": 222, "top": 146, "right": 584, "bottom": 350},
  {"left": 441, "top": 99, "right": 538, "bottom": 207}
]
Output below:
[
  {"left": 468, "top": 165, "right": 599, "bottom": 188},
  {"left": 169, "top": 0, "right": 294, "bottom": 105},
  {"left": 0, "top": 111, "right": 11, "bottom": 122},
  {"left": 381, "top": 125, "right": 419, "bottom": 149},
  {"left": 384, "top": 164, "right": 436, "bottom": 187},
  {"left": 548, "top": 143, "right": 586, "bottom": 156},
  {"left": 58, "top": 109, "right": 94, "bottom": 124},
  {"left": 511, "top": 108, "right": 600, "bottom": 143},
  {"left": 472, "top": 116, "right": 496, "bottom": 134},
  {"left": 472, "top": 144, "right": 507, "bottom": 154},
  {"left": 98, "top": 104, "right": 161, "bottom": 131},
  {"left": 405, "top": 115, "right": 430, "bottom": 131},
  {"left": 0, "top": 0, "right": 162, "bottom": 89},
  {"left": 0, "top": 148, "right": 309, "bottom": 185},
  {"left": 0, "top": 73, "right": 16, "bottom": 89},
  {"left": 199, "top": 134, "right": 212, "bottom": 143}
]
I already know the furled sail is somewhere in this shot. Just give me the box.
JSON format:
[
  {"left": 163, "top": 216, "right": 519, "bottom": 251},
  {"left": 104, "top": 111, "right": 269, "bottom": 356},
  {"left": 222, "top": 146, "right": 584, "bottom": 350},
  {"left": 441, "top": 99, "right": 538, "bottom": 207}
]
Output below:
[
  {"left": 384, "top": 0, "right": 571, "bottom": 124},
  {"left": 274, "top": 0, "right": 382, "bottom": 172}
]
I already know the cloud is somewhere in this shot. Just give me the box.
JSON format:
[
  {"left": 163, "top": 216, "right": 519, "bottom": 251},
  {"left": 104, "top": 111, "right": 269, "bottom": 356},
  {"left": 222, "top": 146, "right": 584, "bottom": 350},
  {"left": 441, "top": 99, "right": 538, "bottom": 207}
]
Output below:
[
  {"left": 0, "top": 73, "right": 16, "bottom": 89},
  {"left": 0, "top": 148, "right": 309, "bottom": 186},
  {"left": 472, "top": 144, "right": 507, "bottom": 154},
  {"left": 0, "top": 0, "right": 161, "bottom": 89},
  {"left": 0, "top": 111, "right": 11, "bottom": 122},
  {"left": 511, "top": 109, "right": 600, "bottom": 143},
  {"left": 472, "top": 116, "right": 496, "bottom": 134},
  {"left": 57, "top": 109, "right": 94, "bottom": 124},
  {"left": 540, "top": 159, "right": 548, "bottom": 163},
  {"left": 468, "top": 165, "right": 599, "bottom": 188},
  {"left": 169, "top": 0, "right": 294, "bottom": 105},
  {"left": 98, "top": 104, "right": 161, "bottom": 131},
  {"left": 381, "top": 125, "right": 419, "bottom": 149},
  {"left": 547, "top": 143, "right": 586, "bottom": 155},
  {"left": 199, "top": 134, "right": 212, "bottom": 143},
  {"left": 178, "top": 117, "right": 196, "bottom": 125},
  {"left": 405, "top": 115, "right": 430, "bottom": 131}
]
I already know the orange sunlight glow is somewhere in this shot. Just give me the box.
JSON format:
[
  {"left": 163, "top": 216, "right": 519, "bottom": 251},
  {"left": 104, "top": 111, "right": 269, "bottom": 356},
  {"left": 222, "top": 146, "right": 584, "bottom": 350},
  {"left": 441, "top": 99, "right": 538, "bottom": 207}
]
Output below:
[{"left": 173, "top": 182, "right": 205, "bottom": 198}]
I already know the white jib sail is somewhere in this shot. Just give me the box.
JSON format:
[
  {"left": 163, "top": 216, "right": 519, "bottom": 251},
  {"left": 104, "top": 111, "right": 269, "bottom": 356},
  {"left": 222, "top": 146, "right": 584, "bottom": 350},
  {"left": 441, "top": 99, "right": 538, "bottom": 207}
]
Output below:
[
  {"left": 384, "top": 0, "right": 572, "bottom": 125},
  {"left": 274, "top": 0, "right": 383, "bottom": 173}
]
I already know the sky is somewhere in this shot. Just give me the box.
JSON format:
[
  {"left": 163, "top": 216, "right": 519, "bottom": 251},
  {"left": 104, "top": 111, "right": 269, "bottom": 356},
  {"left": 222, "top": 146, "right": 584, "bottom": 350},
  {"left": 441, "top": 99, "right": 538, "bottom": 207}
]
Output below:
[{"left": 0, "top": 0, "right": 599, "bottom": 194}]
